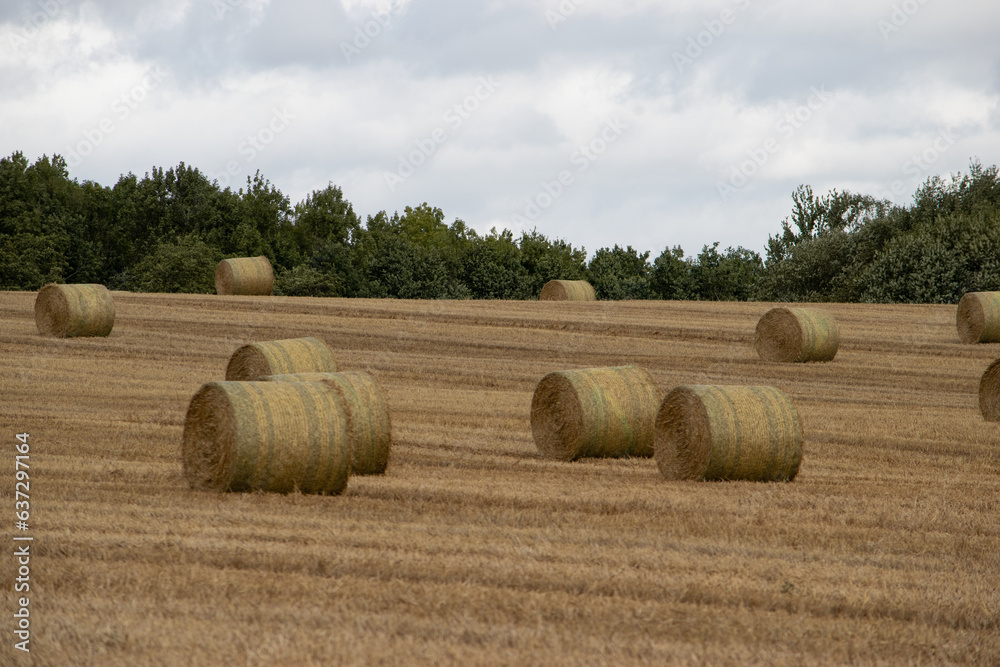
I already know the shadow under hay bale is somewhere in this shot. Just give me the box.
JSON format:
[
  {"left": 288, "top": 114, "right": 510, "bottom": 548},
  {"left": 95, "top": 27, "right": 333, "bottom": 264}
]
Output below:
[
  {"left": 754, "top": 306, "right": 839, "bottom": 362},
  {"left": 956, "top": 292, "right": 1000, "bottom": 344},
  {"left": 655, "top": 385, "right": 802, "bottom": 482},
  {"left": 215, "top": 256, "right": 274, "bottom": 296},
  {"left": 979, "top": 358, "right": 1000, "bottom": 421},
  {"left": 34, "top": 283, "right": 115, "bottom": 338},
  {"left": 530, "top": 365, "right": 661, "bottom": 461},
  {"left": 226, "top": 337, "right": 337, "bottom": 381},
  {"left": 182, "top": 380, "right": 352, "bottom": 494},
  {"left": 261, "top": 371, "right": 392, "bottom": 475},
  {"left": 539, "top": 279, "right": 597, "bottom": 301}
]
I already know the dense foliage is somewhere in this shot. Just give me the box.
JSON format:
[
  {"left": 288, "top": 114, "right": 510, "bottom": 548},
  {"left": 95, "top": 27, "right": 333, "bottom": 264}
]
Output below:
[{"left": 2, "top": 150, "right": 998, "bottom": 302}]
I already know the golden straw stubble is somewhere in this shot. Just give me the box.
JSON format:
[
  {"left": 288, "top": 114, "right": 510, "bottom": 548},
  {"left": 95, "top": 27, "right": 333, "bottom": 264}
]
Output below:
[
  {"left": 956, "top": 292, "right": 1000, "bottom": 343},
  {"left": 262, "top": 371, "right": 392, "bottom": 475},
  {"left": 978, "top": 358, "right": 1000, "bottom": 421},
  {"left": 226, "top": 337, "right": 337, "bottom": 381},
  {"left": 539, "top": 280, "right": 597, "bottom": 301},
  {"left": 655, "top": 385, "right": 803, "bottom": 482},
  {"left": 182, "top": 380, "right": 351, "bottom": 494},
  {"left": 215, "top": 256, "right": 274, "bottom": 296},
  {"left": 530, "top": 365, "right": 661, "bottom": 461},
  {"left": 754, "top": 307, "right": 839, "bottom": 362},
  {"left": 34, "top": 283, "right": 115, "bottom": 338}
]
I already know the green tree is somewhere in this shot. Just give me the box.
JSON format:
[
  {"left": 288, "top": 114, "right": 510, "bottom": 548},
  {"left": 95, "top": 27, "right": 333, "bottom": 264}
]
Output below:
[
  {"left": 650, "top": 245, "right": 693, "bottom": 300},
  {"left": 125, "top": 235, "right": 220, "bottom": 293},
  {"left": 587, "top": 245, "right": 653, "bottom": 300},
  {"left": 519, "top": 229, "right": 587, "bottom": 298}
]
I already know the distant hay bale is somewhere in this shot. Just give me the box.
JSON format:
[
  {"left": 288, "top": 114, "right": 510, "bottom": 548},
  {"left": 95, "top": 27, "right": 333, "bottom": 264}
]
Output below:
[
  {"left": 226, "top": 337, "right": 337, "bottom": 381},
  {"left": 655, "top": 385, "right": 803, "bottom": 482},
  {"left": 754, "top": 307, "right": 839, "bottom": 362},
  {"left": 34, "top": 283, "right": 115, "bottom": 338},
  {"left": 978, "top": 358, "right": 1000, "bottom": 421},
  {"left": 539, "top": 279, "right": 597, "bottom": 301},
  {"left": 530, "top": 366, "right": 661, "bottom": 461},
  {"left": 182, "top": 380, "right": 351, "bottom": 494},
  {"left": 215, "top": 256, "right": 274, "bottom": 296},
  {"left": 956, "top": 292, "right": 1000, "bottom": 343},
  {"left": 262, "top": 371, "right": 391, "bottom": 475}
]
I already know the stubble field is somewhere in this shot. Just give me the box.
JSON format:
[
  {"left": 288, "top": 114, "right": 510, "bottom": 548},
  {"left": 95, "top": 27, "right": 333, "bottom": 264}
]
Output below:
[{"left": 1, "top": 291, "right": 998, "bottom": 665}]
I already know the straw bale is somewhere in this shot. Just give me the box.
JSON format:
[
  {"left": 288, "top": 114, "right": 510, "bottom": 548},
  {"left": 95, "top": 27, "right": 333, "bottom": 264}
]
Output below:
[
  {"left": 34, "top": 283, "right": 115, "bottom": 338},
  {"left": 956, "top": 292, "right": 1000, "bottom": 343},
  {"left": 530, "top": 365, "right": 661, "bottom": 461},
  {"left": 754, "top": 307, "right": 839, "bottom": 362},
  {"left": 539, "top": 279, "right": 597, "bottom": 301},
  {"left": 262, "top": 371, "right": 391, "bottom": 474},
  {"left": 215, "top": 256, "right": 274, "bottom": 296},
  {"left": 655, "top": 385, "right": 802, "bottom": 482},
  {"left": 226, "top": 337, "right": 337, "bottom": 381},
  {"left": 182, "top": 380, "right": 351, "bottom": 494},
  {"left": 978, "top": 358, "right": 1000, "bottom": 421}
]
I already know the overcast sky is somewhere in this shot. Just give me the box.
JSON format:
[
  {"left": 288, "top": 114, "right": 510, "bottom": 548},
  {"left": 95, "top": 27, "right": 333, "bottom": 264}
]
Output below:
[{"left": 2, "top": 0, "right": 998, "bottom": 258}]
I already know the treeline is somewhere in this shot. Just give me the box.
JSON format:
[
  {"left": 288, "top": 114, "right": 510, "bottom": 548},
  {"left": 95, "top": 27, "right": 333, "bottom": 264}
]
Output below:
[{"left": 2, "top": 150, "right": 999, "bottom": 303}]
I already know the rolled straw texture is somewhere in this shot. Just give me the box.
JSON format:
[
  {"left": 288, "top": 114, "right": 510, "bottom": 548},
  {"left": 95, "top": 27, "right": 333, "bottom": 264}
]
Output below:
[
  {"left": 754, "top": 307, "right": 839, "bottom": 362},
  {"left": 979, "top": 358, "right": 1000, "bottom": 421},
  {"left": 655, "top": 385, "right": 802, "bottom": 482},
  {"left": 34, "top": 283, "right": 115, "bottom": 338},
  {"left": 215, "top": 256, "right": 274, "bottom": 296},
  {"left": 530, "top": 365, "right": 661, "bottom": 461},
  {"left": 956, "top": 292, "right": 1000, "bottom": 343},
  {"left": 539, "top": 279, "right": 597, "bottom": 301},
  {"left": 262, "top": 372, "right": 392, "bottom": 475},
  {"left": 182, "top": 380, "right": 351, "bottom": 494},
  {"left": 226, "top": 337, "right": 337, "bottom": 381}
]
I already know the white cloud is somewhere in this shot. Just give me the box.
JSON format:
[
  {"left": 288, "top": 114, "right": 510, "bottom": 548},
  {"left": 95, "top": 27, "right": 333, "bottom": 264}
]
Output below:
[{"left": 1, "top": 0, "right": 998, "bottom": 257}]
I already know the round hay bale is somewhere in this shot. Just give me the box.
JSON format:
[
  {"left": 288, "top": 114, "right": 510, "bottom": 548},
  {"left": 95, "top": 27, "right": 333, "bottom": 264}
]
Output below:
[
  {"left": 655, "top": 385, "right": 803, "bottom": 482},
  {"left": 530, "top": 366, "right": 661, "bottom": 461},
  {"left": 226, "top": 337, "right": 337, "bottom": 381},
  {"left": 261, "top": 371, "right": 392, "bottom": 475},
  {"left": 978, "top": 358, "right": 1000, "bottom": 421},
  {"left": 182, "top": 380, "right": 351, "bottom": 494},
  {"left": 956, "top": 292, "right": 1000, "bottom": 343},
  {"left": 754, "top": 307, "right": 839, "bottom": 362},
  {"left": 539, "top": 279, "right": 597, "bottom": 301},
  {"left": 34, "top": 283, "right": 115, "bottom": 338},
  {"left": 215, "top": 256, "right": 274, "bottom": 296}
]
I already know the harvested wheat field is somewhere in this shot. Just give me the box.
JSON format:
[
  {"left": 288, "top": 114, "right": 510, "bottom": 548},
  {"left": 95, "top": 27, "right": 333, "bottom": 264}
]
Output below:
[{"left": 1, "top": 291, "right": 998, "bottom": 666}]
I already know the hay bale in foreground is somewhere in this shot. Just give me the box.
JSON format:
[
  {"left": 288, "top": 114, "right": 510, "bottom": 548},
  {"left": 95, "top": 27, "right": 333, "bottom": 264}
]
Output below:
[
  {"left": 226, "top": 337, "right": 337, "bottom": 381},
  {"left": 215, "top": 256, "right": 274, "bottom": 296},
  {"left": 754, "top": 307, "right": 839, "bottom": 362},
  {"left": 34, "top": 283, "right": 115, "bottom": 338},
  {"left": 182, "top": 380, "right": 351, "bottom": 494},
  {"left": 262, "top": 371, "right": 391, "bottom": 475},
  {"left": 956, "top": 292, "right": 1000, "bottom": 343},
  {"left": 539, "top": 279, "right": 597, "bottom": 301},
  {"left": 655, "top": 385, "right": 802, "bottom": 482},
  {"left": 530, "top": 366, "right": 661, "bottom": 461},
  {"left": 978, "top": 358, "right": 1000, "bottom": 421}
]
